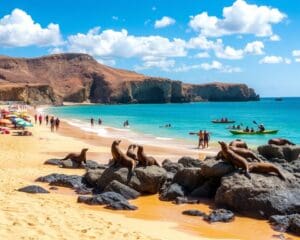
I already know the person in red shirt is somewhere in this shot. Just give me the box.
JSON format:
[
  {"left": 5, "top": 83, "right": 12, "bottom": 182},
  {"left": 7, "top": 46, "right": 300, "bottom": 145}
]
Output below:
[{"left": 38, "top": 114, "right": 42, "bottom": 125}]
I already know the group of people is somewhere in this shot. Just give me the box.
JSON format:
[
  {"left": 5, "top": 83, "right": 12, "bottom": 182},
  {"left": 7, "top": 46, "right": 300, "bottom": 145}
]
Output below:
[
  {"left": 34, "top": 114, "right": 60, "bottom": 132},
  {"left": 90, "top": 118, "right": 103, "bottom": 127},
  {"left": 231, "top": 123, "right": 265, "bottom": 133},
  {"left": 190, "top": 130, "right": 210, "bottom": 149}
]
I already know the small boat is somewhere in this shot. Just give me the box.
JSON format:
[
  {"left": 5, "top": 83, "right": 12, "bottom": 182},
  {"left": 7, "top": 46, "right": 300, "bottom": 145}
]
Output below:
[
  {"left": 230, "top": 130, "right": 278, "bottom": 135},
  {"left": 212, "top": 120, "right": 235, "bottom": 124},
  {"left": 275, "top": 98, "right": 283, "bottom": 101}
]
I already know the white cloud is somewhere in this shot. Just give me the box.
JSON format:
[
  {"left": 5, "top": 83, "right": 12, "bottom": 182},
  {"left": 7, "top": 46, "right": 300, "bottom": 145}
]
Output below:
[
  {"left": 201, "top": 61, "right": 241, "bottom": 73},
  {"left": 259, "top": 56, "right": 290, "bottom": 64},
  {"left": 270, "top": 34, "right": 280, "bottom": 41},
  {"left": 244, "top": 41, "right": 264, "bottom": 55},
  {"left": 188, "top": 35, "right": 264, "bottom": 60},
  {"left": 189, "top": 0, "right": 286, "bottom": 37},
  {"left": 67, "top": 28, "right": 186, "bottom": 59},
  {"left": 154, "top": 16, "right": 176, "bottom": 29},
  {"left": 0, "top": 8, "right": 62, "bottom": 47},
  {"left": 292, "top": 50, "right": 300, "bottom": 57},
  {"left": 134, "top": 57, "right": 175, "bottom": 71},
  {"left": 194, "top": 52, "right": 210, "bottom": 58}
]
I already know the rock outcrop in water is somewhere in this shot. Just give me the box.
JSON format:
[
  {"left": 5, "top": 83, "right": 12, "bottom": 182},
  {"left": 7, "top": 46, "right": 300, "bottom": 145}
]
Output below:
[{"left": 0, "top": 53, "right": 259, "bottom": 105}]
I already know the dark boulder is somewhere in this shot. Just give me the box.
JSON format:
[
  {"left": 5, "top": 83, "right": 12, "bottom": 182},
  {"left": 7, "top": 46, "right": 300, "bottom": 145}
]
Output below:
[
  {"left": 173, "top": 168, "right": 204, "bottom": 192},
  {"left": 134, "top": 166, "right": 167, "bottom": 194},
  {"left": 258, "top": 145, "right": 300, "bottom": 162},
  {"left": 190, "top": 178, "right": 220, "bottom": 198},
  {"left": 18, "top": 185, "right": 49, "bottom": 194},
  {"left": 178, "top": 156, "right": 203, "bottom": 168},
  {"left": 270, "top": 214, "right": 300, "bottom": 236},
  {"left": 97, "top": 166, "right": 167, "bottom": 194},
  {"left": 173, "top": 197, "right": 200, "bottom": 205},
  {"left": 36, "top": 173, "right": 84, "bottom": 189},
  {"left": 44, "top": 158, "right": 62, "bottom": 166},
  {"left": 159, "top": 183, "right": 185, "bottom": 201},
  {"left": 77, "top": 191, "right": 137, "bottom": 210},
  {"left": 204, "top": 209, "right": 234, "bottom": 223},
  {"left": 182, "top": 210, "right": 205, "bottom": 217},
  {"left": 105, "top": 201, "right": 137, "bottom": 210},
  {"left": 200, "top": 158, "right": 234, "bottom": 178},
  {"left": 104, "top": 180, "right": 140, "bottom": 200},
  {"left": 84, "top": 168, "right": 105, "bottom": 187},
  {"left": 162, "top": 159, "right": 184, "bottom": 174},
  {"left": 215, "top": 171, "right": 300, "bottom": 218}
]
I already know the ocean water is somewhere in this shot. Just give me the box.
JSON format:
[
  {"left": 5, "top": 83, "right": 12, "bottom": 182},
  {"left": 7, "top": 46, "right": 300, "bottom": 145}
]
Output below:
[{"left": 45, "top": 98, "right": 300, "bottom": 146}]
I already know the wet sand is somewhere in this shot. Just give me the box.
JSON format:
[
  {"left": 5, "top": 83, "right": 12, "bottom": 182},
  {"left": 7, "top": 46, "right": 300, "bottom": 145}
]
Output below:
[{"left": 0, "top": 108, "right": 298, "bottom": 240}]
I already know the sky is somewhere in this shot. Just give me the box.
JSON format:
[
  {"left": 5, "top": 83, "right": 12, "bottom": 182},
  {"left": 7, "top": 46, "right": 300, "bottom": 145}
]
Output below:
[{"left": 1, "top": 0, "right": 300, "bottom": 97}]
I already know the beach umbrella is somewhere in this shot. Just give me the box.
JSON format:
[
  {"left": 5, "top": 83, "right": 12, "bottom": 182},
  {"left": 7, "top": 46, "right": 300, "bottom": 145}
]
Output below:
[{"left": 16, "top": 121, "right": 33, "bottom": 127}]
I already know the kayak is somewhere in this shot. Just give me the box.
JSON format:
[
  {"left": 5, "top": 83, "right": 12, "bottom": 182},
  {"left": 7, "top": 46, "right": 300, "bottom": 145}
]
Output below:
[
  {"left": 230, "top": 130, "right": 278, "bottom": 135},
  {"left": 212, "top": 120, "right": 235, "bottom": 124}
]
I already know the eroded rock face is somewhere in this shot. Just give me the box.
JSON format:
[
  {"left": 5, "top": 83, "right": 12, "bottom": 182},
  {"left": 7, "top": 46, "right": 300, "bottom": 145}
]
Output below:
[
  {"left": 159, "top": 183, "right": 185, "bottom": 201},
  {"left": 270, "top": 214, "right": 300, "bottom": 235},
  {"left": 204, "top": 209, "right": 235, "bottom": 223},
  {"left": 0, "top": 54, "right": 259, "bottom": 104},
  {"left": 173, "top": 168, "right": 204, "bottom": 192}
]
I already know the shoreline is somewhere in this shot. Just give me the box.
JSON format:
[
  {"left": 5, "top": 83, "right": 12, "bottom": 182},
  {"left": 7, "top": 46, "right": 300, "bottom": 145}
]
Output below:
[{"left": 1, "top": 105, "right": 298, "bottom": 240}]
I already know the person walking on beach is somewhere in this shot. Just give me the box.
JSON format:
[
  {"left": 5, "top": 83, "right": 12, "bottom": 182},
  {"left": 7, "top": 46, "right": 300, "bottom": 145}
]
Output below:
[
  {"left": 38, "top": 114, "right": 42, "bottom": 125},
  {"left": 50, "top": 116, "right": 55, "bottom": 132},
  {"left": 98, "top": 118, "right": 102, "bottom": 125},
  {"left": 34, "top": 114, "right": 37, "bottom": 124},
  {"left": 45, "top": 115, "right": 49, "bottom": 125},
  {"left": 203, "top": 130, "right": 210, "bottom": 148},
  {"left": 55, "top": 118, "right": 60, "bottom": 131},
  {"left": 90, "top": 118, "right": 94, "bottom": 127}
]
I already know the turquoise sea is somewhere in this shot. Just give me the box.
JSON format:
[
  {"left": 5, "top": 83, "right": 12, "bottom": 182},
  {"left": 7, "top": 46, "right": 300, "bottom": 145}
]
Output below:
[{"left": 46, "top": 98, "right": 300, "bottom": 147}]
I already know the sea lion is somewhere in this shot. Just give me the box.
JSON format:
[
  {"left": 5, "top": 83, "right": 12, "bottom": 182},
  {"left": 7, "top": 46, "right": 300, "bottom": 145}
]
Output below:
[
  {"left": 61, "top": 148, "right": 88, "bottom": 165},
  {"left": 218, "top": 141, "right": 250, "bottom": 178},
  {"left": 137, "top": 145, "right": 160, "bottom": 167},
  {"left": 229, "top": 139, "right": 248, "bottom": 149},
  {"left": 248, "top": 162, "right": 286, "bottom": 180},
  {"left": 111, "top": 140, "right": 136, "bottom": 173},
  {"left": 229, "top": 146, "right": 262, "bottom": 162},
  {"left": 126, "top": 144, "right": 138, "bottom": 161},
  {"left": 268, "top": 138, "right": 295, "bottom": 146}
]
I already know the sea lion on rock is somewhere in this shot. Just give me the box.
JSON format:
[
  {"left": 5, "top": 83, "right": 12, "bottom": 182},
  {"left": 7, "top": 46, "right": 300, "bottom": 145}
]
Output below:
[
  {"left": 229, "top": 146, "right": 262, "bottom": 162},
  {"left": 110, "top": 140, "right": 136, "bottom": 173},
  {"left": 126, "top": 144, "right": 138, "bottom": 161},
  {"left": 229, "top": 139, "right": 248, "bottom": 149},
  {"left": 218, "top": 141, "right": 250, "bottom": 179},
  {"left": 61, "top": 148, "right": 88, "bottom": 165},
  {"left": 268, "top": 138, "right": 295, "bottom": 146},
  {"left": 137, "top": 145, "right": 160, "bottom": 167},
  {"left": 249, "top": 162, "right": 286, "bottom": 180}
]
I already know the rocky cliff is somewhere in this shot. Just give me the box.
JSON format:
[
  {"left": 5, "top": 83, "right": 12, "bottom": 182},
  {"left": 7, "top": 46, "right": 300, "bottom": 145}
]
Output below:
[{"left": 0, "top": 53, "right": 259, "bottom": 105}]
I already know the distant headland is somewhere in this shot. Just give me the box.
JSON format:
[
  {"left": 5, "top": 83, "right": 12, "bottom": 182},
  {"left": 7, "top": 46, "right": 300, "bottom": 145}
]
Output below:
[{"left": 0, "top": 53, "right": 259, "bottom": 105}]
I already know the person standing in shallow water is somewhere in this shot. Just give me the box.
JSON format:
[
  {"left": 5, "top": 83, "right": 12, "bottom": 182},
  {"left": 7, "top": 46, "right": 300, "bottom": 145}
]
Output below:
[
  {"left": 98, "top": 118, "right": 102, "bottom": 125},
  {"left": 203, "top": 130, "right": 210, "bottom": 148},
  {"left": 90, "top": 118, "right": 94, "bottom": 127}
]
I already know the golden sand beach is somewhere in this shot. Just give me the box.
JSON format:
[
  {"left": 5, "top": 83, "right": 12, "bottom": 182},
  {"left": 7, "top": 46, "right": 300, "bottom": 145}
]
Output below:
[{"left": 0, "top": 110, "right": 298, "bottom": 240}]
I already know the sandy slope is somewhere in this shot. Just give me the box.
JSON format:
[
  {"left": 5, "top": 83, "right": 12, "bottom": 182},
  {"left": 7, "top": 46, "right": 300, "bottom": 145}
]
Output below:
[{"left": 0, "top": 119, "right": 214, "bottom": 240}]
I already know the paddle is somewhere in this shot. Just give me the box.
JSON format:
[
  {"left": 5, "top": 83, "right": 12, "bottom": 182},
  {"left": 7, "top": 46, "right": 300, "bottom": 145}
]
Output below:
[{"left": 253, "top": 120, "right": 258, "bottom": 126}]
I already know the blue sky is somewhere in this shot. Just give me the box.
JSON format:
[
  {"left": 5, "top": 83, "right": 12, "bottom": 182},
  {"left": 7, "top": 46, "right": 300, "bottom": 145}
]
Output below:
[{"left": 1, "top": 0, "right": 300, "bottom": 97}]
